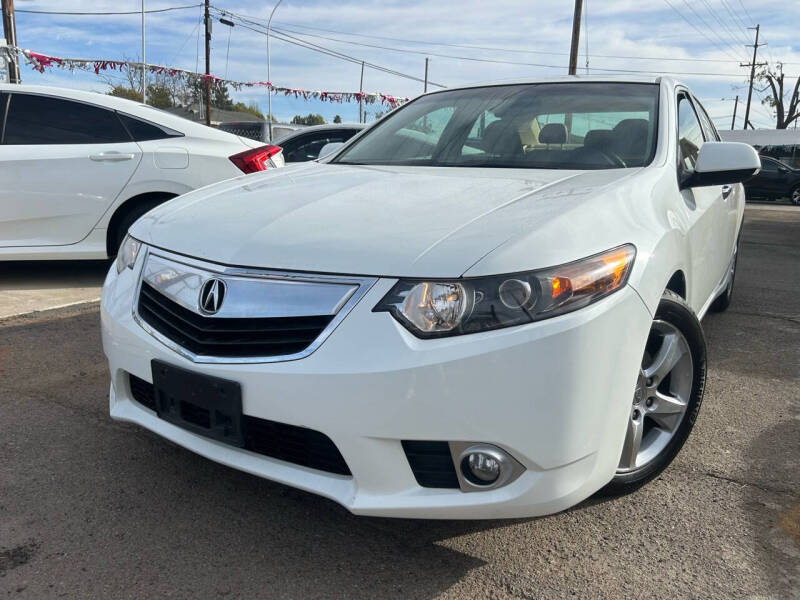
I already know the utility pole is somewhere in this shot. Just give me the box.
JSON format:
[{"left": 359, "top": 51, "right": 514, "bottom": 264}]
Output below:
[
  {"left": 424, "top": 57, "right": 429, "bottom": 93},
  {"left": 141, "top": 0, "right": 146, "bottom": 103},
  {"left": 266, "top": 0, "right": 284, "bottom": 141},
  {"left": 568, "top": 0, "right": 583, "bottom": 75},
  {"left": 203, "top": 0, "right": 211, "bottom": 126},
  {"left": 1, "top": 0, "right": 20, "bottom": 83},
  {"left": 358, "top": 61, "right": 364, "bottom": 123},
  {"left": 731, "top": 95, "right": 738, "bottom": 130},
  {"left": 740, "top": 24, "right": 766, "bottom": 130}
]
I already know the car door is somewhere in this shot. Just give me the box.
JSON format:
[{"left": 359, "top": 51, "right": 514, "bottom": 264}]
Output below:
[
  {"left": 756, "top": 157, "right": 790, "bottom": 196},
  {"left": 0, "top": 92, "right": 142, "bottom": 247},
  {"left": 677, "top": 92, "right": 728, "bottom": 309},
  {"left": 692, "top": 95, "right": 741, "bottom": 268}
]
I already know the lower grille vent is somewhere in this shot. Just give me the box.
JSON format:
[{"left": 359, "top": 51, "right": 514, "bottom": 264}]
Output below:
[
  {"left": 128, "top": 373, "right": 351, "bottom": 476},
  {"left": 402, "top": 440, "right": 459, "bottom": 488}
]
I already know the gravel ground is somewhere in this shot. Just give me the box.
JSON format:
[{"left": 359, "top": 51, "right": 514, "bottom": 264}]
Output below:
[{"left": 1, "top": 207, "right": 798, "bottom": 599}]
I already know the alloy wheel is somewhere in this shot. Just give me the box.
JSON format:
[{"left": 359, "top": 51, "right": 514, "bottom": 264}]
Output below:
[
  {"left": 792, "top": 187, "right": 800, "bottom": 205},
  {"left": 617, "top": 320, "right": 694, "bottom": 473}
]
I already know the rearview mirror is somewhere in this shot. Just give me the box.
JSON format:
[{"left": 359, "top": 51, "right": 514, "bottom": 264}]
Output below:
[
  {"left": 318, "top": 142, "right": 344, "bottom": 160},
  {"left": 681, "top": 142, "right": 761, "bottom": 189}
]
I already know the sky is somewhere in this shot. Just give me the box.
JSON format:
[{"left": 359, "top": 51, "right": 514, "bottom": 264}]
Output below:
[{"left": 7, "top": 0, "right": 800, "bottom": 128}]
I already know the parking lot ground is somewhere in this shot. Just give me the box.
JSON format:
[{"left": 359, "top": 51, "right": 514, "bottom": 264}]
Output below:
[
  {"left": 1, "top": 206, "right": 798, "bottom": 599},
  {"left": 0, "top": 260, "right": 108, "bottom": 319}
]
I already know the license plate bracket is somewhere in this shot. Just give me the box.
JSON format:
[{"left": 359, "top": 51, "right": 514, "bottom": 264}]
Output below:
[{"left": 151, "top": 360, "right": 244, "bottom": 447}]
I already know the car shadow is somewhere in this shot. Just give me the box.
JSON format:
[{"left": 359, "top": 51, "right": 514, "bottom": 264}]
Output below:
[{"left": 0, "top": 259, "right": 110, "bottom": 291}]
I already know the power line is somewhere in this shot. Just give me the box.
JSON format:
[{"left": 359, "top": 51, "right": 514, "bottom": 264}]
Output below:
[
  {"left": 262, "top": 24, "right": 755, "bottom": 78},
  {"left": 271, "top": 21, "right": 747, "bottom": 69},
  {"left": 735, "top": 0, "right": 755, "bottom": 26},
  {"left": 16, "top": 4, "right": 202, "bottom": 16},
  {"left": 720, "top": 0, "right": 752, "bottom": 36},
  {"left": 698, "top": 0, "right": 749, "bottom": 47},
  {"left": 215, "top": 6, "right": 746, "bottom": 65},
  {"left": 678, "top": 0, "right": 748, "bottom": 61},
  {"left": 225, "top": 16, "right": 447, "bottom": 89},
  {"left": 661, "top": 0, "right": 745, "bottom": 62}
]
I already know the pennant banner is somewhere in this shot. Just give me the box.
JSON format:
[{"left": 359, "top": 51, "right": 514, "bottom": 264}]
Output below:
[{"left": 18, "top": 48, "right": 409, "bottom": 108}]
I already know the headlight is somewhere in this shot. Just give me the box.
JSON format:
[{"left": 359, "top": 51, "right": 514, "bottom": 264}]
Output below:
[
  {"left": 115, "top": 235, "right": 141, "bottom": 273},
  {"left": 374, "top": 244, "right": 636, "bottom": 338}
]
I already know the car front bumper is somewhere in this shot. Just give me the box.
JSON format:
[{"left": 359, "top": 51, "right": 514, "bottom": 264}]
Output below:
[{"left": 101, "top": 253, "right": 653, "bottom": 519}]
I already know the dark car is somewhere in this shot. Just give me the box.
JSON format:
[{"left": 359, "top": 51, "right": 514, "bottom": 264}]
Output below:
[
  {"left": 274, "top": 124, "right": 365, "bottom": 163},
  {"left": 745, "top": 156, "right": 800, "bottom": 205}
]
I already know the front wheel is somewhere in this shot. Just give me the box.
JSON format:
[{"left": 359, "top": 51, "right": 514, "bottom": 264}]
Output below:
[
  {"left": 792, "top": 186, "right": 800, "bottom": 206},
  {"left": 600, "top": 290, "right": 707, "bottom": 496}
]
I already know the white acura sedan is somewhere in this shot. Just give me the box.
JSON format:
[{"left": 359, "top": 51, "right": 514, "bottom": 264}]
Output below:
[
  {"left": 101, "top": 77, "right": 759, "bottom": 519},
  {"left": 0, "top": 84, "right": 283, "bottom": 261}
]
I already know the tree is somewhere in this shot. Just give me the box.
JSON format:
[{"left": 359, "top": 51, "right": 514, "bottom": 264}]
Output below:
[
  {"left": 212, "top": 84, "right": 235, "bottom": 111},
  {"left": 230, "top": 101, "right": 265, "bottom": 120},
  {"left": 146, "top": 83, "right": 174, "bottom": 109},
  {"left": 757, "top": 63, "right": 800, "bottom": 129},
  {"left": 109, "top": 85, "right": 141, "bottom": 102},
  {"left": 333, "top": 115, "right": 342, "bottom": 123},
  {"left": 291, "top": 113, "right": 326, "bottom": 125}
]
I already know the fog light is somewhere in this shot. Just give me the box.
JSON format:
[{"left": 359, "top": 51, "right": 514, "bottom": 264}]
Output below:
[
  {"left": 462, "top": 452, "right": 501, "bottom": 485},
  {"left": 452, "top": 443, "right": 525, "bottom": 492}
]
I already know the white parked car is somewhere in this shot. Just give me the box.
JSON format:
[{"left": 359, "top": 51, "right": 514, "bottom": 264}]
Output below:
[
  {"left": 101, "top": 77, "right": 759, "bottom": 519},
  {"left": 0, "top": 84, "right": 284, "bottom": 260}
]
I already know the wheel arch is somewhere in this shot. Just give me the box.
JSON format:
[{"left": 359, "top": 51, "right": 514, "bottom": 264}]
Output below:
[
  {"left": 106, "top": 191, "right": 177, "bottom": 256},
  {"left": 629, "top": 228, "right": 694, "bottom": 316},
  {"left": 665, "top": 270, "right": 687, "bottom": 299}
]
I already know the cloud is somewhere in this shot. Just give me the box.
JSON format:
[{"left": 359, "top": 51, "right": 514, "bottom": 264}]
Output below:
[{"left": 12, "top": 0, "right": 800, "bottom": 126}]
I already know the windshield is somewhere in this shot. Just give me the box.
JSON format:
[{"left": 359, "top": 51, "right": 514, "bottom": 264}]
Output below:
[{"left": 334, "top": 82, "right": 659, "bottom": 170}]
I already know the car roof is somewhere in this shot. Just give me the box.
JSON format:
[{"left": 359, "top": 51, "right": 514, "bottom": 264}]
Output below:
[
  {"left": 420, "top": 75, "right": 675, "bottom": 94},
  {"left": 0, "top": 83, "right": 246, "bottom": 142}
]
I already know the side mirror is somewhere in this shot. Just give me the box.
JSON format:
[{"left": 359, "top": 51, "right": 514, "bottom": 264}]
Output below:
[
  {"left": 318, "top": 142, "right": 344, "bottom": 160},
  {"left": 681, "top": 142, "right": 761, "bottom": 189}
]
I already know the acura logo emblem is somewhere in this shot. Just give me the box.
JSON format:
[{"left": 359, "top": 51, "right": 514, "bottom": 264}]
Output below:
[{"left": 199, "top": 278, "right": 226, "bottom": 315}]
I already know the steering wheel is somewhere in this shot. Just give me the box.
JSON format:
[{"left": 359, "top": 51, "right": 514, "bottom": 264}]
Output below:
[{"left": 599, "top": 149, "right": 627, "bottom": 168}]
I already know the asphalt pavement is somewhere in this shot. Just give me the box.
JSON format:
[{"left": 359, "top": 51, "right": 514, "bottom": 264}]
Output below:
[{"left": 1, "top": 206, "right": 798, "bottom": 599}]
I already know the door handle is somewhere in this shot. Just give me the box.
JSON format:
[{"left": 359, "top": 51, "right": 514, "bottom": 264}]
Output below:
[
  {"left": 89, "top": 152, "right": 135, "bottom": 162},
  {"left": 721, "top": 184, "right": 733, "bottom": 199}
]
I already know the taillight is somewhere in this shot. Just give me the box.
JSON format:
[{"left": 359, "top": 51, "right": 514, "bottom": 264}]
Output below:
[{"left": 229, "top": 145, "right": 282, "bottom": 174}]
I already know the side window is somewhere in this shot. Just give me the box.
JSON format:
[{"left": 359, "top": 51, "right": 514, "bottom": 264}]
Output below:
[
  {"left": 677, "top": 94, "right": 705, "bottom": 171},
  {"left": 117, "top": 113, "right": 183, "bottom": 141},
  {"left": 284, "top": 133, "right": 347, "bottom": 162},
  {"left": 692, "top": 97, "right": 719, "bottom": 142},
  {"left": 759, "top": 159, "right": 778, "bottom": 172},
  {"left": 3, "top": 93, "right": 131, "bottom": 145}
]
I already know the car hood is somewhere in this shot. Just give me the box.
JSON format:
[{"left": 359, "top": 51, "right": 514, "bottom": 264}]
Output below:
[{"left": 131, "top": 162, "right": 642, "bottom": 278}]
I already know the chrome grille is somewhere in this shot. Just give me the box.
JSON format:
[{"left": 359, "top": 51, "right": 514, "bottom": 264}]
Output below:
[
  {"left": 133, "top": 249, "right": 377, "bottom": 363},
  {"left": 138, "top": 282, "right": 334, "bottom": 358}
]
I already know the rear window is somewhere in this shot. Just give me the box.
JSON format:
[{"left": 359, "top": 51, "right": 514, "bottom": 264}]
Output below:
[
  {"left": 117, "top": 113, "right": 183, "bottom": 141},
  {"left": 2, "top": 93, "right": 131, "bottom": 145}
]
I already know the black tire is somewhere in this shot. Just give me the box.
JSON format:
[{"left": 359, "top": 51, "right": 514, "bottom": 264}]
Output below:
[
  {"left": 710, "top": 231, "right": 741, "bottom": 313},
  {"left": 110, "top": 198, "right": 168, "bottom": 256},
  {"left": 599, "top": 290, "right": 707, "bottom": 496}
]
